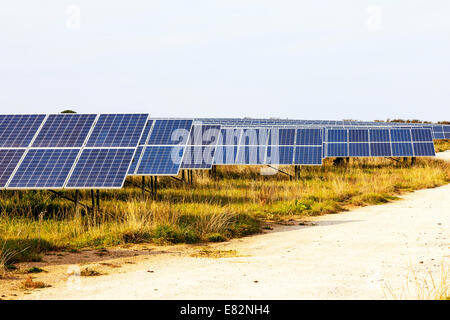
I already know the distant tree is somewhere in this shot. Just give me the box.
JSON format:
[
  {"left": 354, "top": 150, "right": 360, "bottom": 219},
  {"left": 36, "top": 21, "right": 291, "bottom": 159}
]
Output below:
[
  {"left": 438, "top": 121, "right": 450, "bottom": 124},
  {"left": 61, "top": 109, "right": 77, "bottom": 113}
]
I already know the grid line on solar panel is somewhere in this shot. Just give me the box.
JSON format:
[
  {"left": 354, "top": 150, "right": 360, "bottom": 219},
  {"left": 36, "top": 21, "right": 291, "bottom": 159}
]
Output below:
[
  {"left": 66, "top": 148, "right": 135, "bottom": 188},
  {"left": 146, "top": 119, "right": 193, "bottom": 145},
  {"left": 0, "top": 115, "right": 46, "bottom": 148},
  {"left": 32, "top": 114, "right": 97, "bottom": 148},
  {"left": 8, "top": 149, "right": 79, "bottom": 189},
  {"left": 128, "top": 146, "right": 144, "bottom": 175},
  {"left": 138, "top": 120, "right": 155, "bottom": 145},
  {"left": 86, "top": 114, "right": 148, "bottom": 147},
  {"left": 181, "top": 146, "right": 218, "bottom": 169},
  {"left": 136, "top": 146, "right": 184, "bottom": 175},
  {"left": 0, "top": 149, "right": 26, "bottom": 188}
]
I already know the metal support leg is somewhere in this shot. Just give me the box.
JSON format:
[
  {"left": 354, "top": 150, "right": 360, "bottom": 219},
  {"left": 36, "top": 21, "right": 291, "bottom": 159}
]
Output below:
[
  {"left": 142, "top": 176, "right": 146, "bottom": 201},
  {"left": 75, "top": 190, "right": 80, "bottom": 219},
  {"left": 96, "top": 190, "right": 100, "bottom": 212}
]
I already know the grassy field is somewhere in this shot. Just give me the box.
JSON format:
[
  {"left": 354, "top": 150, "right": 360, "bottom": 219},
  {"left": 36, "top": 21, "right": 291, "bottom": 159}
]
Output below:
[
  {"left": 1, "top": 154, "right": 450, "bottom": 269},
  {"left": 434, "top": 139, "right": 450, "bottom": 153}
]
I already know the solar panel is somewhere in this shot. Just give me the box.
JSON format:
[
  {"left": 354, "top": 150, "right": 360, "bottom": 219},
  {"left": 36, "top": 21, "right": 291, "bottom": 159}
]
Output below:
[
  {"left": 392, "top": 143, "right": 413, "bottom": 157},
  {"left": 146, "top": 119, "right": 193, "bottom": 145},
  {"left": 0, "top": 149, "right": 25, "bottom": 187},
  {"left": 139, "top": 120, "right": 154, "bottom": 145},
  {"left": 136, "top": 146, "right": 184, "bottom": 175},
  {"left": 349, "top": 143, "right": 370, "bottom": 157},
  {"left": 32, "top": 114, "right": 96, "bottom": 147},
  {"left": 235, "top": 145, "right": 267, "bottom": 164},
  {"left": 266, "top": 146, "right": 294, "bottom": 164},
  {"left": 294, "top": 146, "right": 322, "bottom": 165},
  {"left": 0, "top": 115, "right": 45, "bottom": 147},
  {"left": 128, "top": 146, "right": 144, "bottom": 175},
  {"left": 86, "top": 114, "right": 148, "bottom": 147},
  {"left": 181, "top": 124, "right": 221, "bottom": 169},
  {"left": 413, "top": 143, "right": 436, "bottom": 156},
  {"left": 8, "top": 149, "right": 79, "bottom": 189},
  {"left": 66, "top": 148, "right": 135, "bottom": 188}
]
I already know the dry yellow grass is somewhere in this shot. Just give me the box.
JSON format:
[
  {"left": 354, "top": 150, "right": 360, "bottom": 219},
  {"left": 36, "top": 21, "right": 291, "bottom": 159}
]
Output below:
[{"left": 0, "top": 157, "right": 449, "bottom": 263}]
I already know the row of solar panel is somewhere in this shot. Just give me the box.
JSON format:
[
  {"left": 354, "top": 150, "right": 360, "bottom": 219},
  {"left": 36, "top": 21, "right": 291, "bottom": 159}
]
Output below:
[
  {"left": 0, "top": 114, "right": 149, "bottom": 148},
  {"left": 324, "top": 128, "right": 435, "bottom": 158}
]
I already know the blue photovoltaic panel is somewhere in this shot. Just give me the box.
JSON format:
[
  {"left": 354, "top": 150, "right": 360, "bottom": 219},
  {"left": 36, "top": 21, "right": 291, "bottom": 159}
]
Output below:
[
  {"left": 0, "top": 149, "right": 25, "bottom": 187},
  {"left": 86, "top": 114, "right": 148, "bottom": 147},
  {"left": 214, "top": 145, "right": 238, "bottom": 164},
  {"left": 146, "top": 120, "right": 193, "bottom": 145},
  {"left": 327, "top": 129, "right": 347, "bottom": 142},
  {"left": 235, "top": 146, "right": 267, "bottom": 164},
  {"left": 413, "top": 143, "right": 435, "bottom": 156},
  {"left": 349, "top": 129, "right": 369, "bottom": 142},
  {"left": 240, "top": 128, "right": 269, "bottom": 146},
  {"left": 411, "top": 128, "right": 433, "bottom": 142},
  {"left": 218, "top": 128, "right": 242, "bottom": 146},
  {"left": 136, "top": 146, "right": 184, "bottom": 175},
  {"left": 0, "top": 115, "right": 45, "bottom": 147},
  {"left": 294, "top": 146, "right": 322, "bottom": 165},
  {"left": 187, "top": 124, "right": 221, "bottom": 146},
  {"left": 433, "top": 132, "right": 445, "bottom": 140},
  {"left": 296, "top": 128, "right": 322, "bottom": 145},
  {"left": 266, "top": 146, "right": 294, "bottom": 164},
  {"left": 272, "top": 128, "right": 296, "bottom": 145},
  {"left": 370, "top": 143, "right": 392, "bottom": 157},
  {"left": 32, "top": 114, "right": 96, "bottom": 147},
  {"left": 181, "top": 146, "right": 217, "bottom": 169},
  {"left": 9, "top": 149, "right": 79, "bottom": 188},
  {"left": 327, "top": 143, "right": 348, "bottom": 157},
  {"left": 128, "top": 146, "right": 144, "bottom": 174},
  {"left": 369, "top": 129, "right": 390, "bottom": 142},
  {"left": 392, "top": 143, "right": 413, "bottom": 157},
  {"left": 349, "top": 143, "right": 370, "bottom": 157},
  {"left": 390, "top": 129, "right": 412, "bottom": 142},
  {"left": 139, "top": 120, "right": 154, "bottom": 145},
  {"left": 66, "top": 148, "right": 135, "bottom": 188}
]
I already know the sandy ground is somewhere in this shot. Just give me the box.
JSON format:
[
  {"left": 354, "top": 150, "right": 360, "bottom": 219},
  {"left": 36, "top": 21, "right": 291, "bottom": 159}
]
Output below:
[{"left": 2, "top": 152, "right": 449, "bottom": 300}]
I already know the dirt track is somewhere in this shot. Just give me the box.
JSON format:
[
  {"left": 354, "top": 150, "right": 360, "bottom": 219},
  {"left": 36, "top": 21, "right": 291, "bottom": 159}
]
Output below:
[{"left": 13, "top": 152, "right": 450, "bottom": 299}]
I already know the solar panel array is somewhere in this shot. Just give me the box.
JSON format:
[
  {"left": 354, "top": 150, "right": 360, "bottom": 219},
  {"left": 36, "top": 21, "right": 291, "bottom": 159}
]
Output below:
[
  {"left": 128, "top": 119, "right": 193, "bottom": 175},
  {"left": 324, "top": 128, "right": 435, "bottom": 158},
  {"left": 214, "top": 127, "right": 323, "bottom": 165},
  {"left": 0, "top": 114, "right": 442, "bottom": 190}
]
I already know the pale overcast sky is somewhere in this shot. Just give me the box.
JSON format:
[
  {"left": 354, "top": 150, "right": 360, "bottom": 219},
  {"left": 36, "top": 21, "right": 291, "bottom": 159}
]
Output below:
[{"left": 1, "top": 1, "right": 449, "bottom": 121}]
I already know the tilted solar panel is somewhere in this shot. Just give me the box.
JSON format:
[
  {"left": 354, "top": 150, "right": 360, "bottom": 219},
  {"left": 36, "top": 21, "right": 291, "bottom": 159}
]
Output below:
[
  {"left": 128, "top": 146, "right": 144, "bottom": 175},
  {"left": 0, "top": 149, "right": 25, "bottom": 188},
  {"left": 294, "top": 146, "right": 322, "bottom": 165},
  {"left": 86, "top": 114, "right": 148, "bottom": 147},
  {"left": 136, "top": 146, "right": 184, "bottom": 175},
  {"left": 66, "top": 148, "right": 135, "bottom": 188},
  {"left": 0, "top": 115, "right": 45, "bottom": 147},
  {"left": 146, "top": 119, "right": 193, "bottom": 145},
  {"left": 181, "top": 124, "right": 221, "bottom": 169},
  {"left": 32, "top": 114, "right": 96, "bottom": 147},
  {"left": 8, "top": 149, "right": 79, "bottom": 189}
]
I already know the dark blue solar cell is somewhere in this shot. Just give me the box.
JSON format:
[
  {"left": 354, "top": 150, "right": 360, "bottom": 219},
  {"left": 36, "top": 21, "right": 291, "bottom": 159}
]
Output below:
[
  {"left": 444, "top": 126, "right": 450, "bottom": 133},
  {"left": 411, "top": 129, "right": 433, "bottom": 142},
  {"left": 294, "top": 146, "right": 322, "bottom": 165},
  {"left": 87, "top": 114, "right": 148, "bottom": 147},
  {"left": 181, "top": 146, "right": 217, "bottom": 169},
  {"left": 139, "top": 120, "right": 154, "bottom": 145},
  {"left": 213, "top": 145, "right": 238, "bottom": 164},
  {"left": 392, "top": 143, "right": 413, "bottom": 157},
  {"left": 296, "top": 129, "right": 322, "bottom": 145},
  {"left": 0, "top": 115, "right": 45, "bottom": 147},
  {"left": 128, "top": 146, "right": 144, "bottom": 175},
  {"left": 266, "top": 146, "right": 294, "bottom": 164},
  {"left": 274, "top": 128, "right": 296, "bottom": 145},
  {"left": 218, "top": 128, "right": 243, "bottom": 146},
  {"left": 187, "top": 125, "right": 221, "bottom": 146},
  {"left": 67, "top": 148, "right": 135, "bottom": 188},
  {"left": 327, "top": 143, "right": 348, "bottom": 157},
  {"left": 236, "top": 146, "right": 267, "bottom": 164},
  {"left": 370, "top": 143, "right": 392, "bottom": 157},
  {"left": 349, "top": 129, "right": 369, "bottom": 142},
  {"left": 327, "top": 129, "right": 347, "bottom": 143},
  {"left": 413, "top": 143, "right": 435, "bottom": 156},
  {"left": 390, "top": 129, "right": 412, "bottom": 142},
  {"left": 349, "top": 143, "right": 370, "bottom": 157},
  {"left": 0, "top": 149, "right": 25, "bottom": 187},
  {"left": 433, "top": 132, "right": 445, "bottom": 140},
  {"left": 240, "top": 129, "right": 270, "bottom": 146},
  {"left": 135, "top": 146, "right": 184, "bottom": 175},
  {"left": 9, "top": 149, "right": 79, "bottom": 188},
  {"left": 445, "top": 133, "right": 450, "bottom": 139},
  {"left": 369, "top": 129, "right": 390, "bottom": 142},
  {"left": 146, "top": 120, "right": 193, "bottom": 145},
  {"left": 32, "top": 114, "right": 96, "bottom": 147}
]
